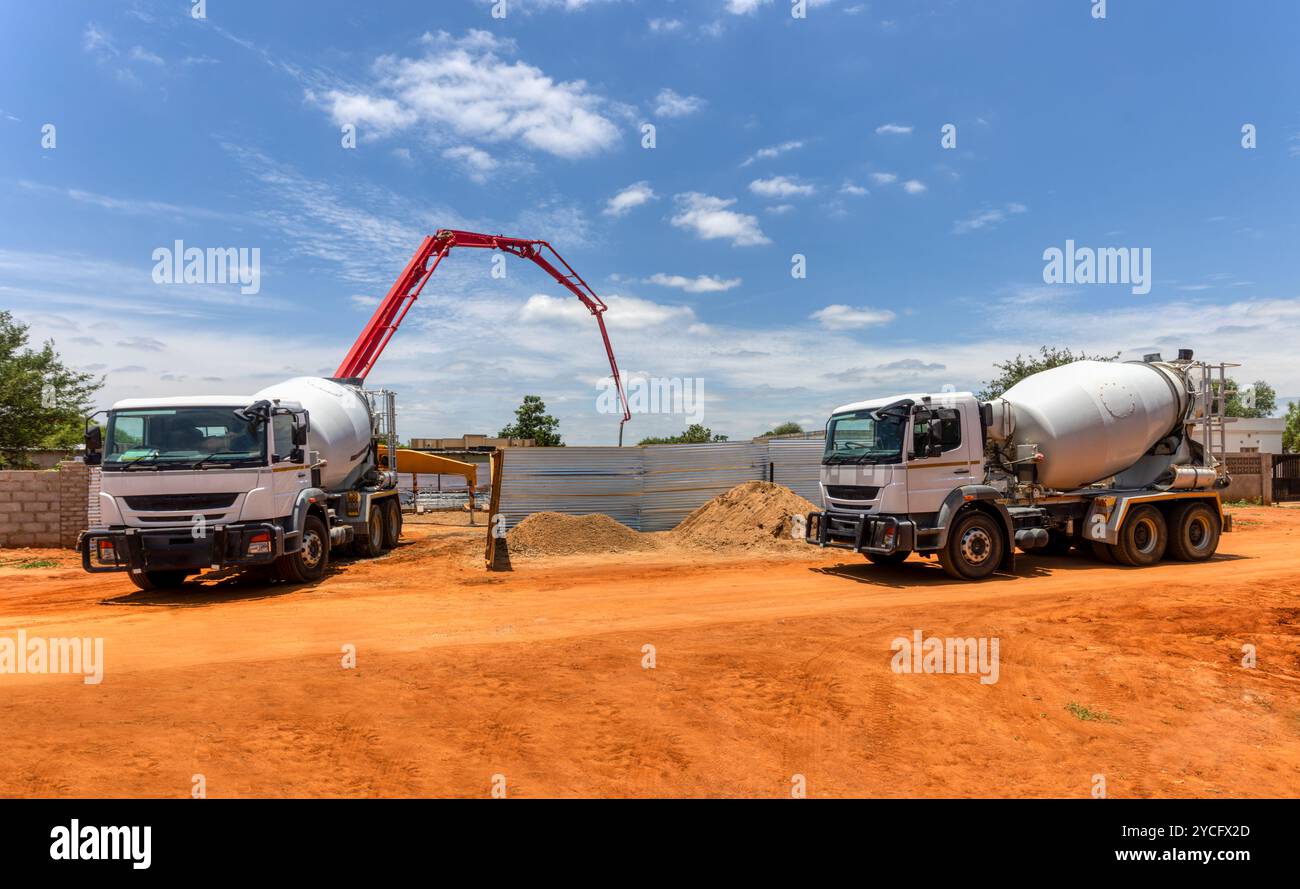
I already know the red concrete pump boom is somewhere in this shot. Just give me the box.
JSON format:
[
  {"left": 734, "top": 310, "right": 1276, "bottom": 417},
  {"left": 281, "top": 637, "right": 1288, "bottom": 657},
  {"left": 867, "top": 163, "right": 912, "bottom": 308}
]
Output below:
[{"left": 335, "top": 229, "right": 632, "bottom": 441}]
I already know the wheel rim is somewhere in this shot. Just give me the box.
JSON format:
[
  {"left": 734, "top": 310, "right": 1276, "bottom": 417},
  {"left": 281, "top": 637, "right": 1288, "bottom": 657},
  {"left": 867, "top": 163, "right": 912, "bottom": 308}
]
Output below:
[
  {"left": 371, "top": 517, "right": 383, "bottom": 548},
  {"left": 1132, "top": 516, "right": 1159, "bottom": 555},
  {"left": 302, "top": 530, "right": 324, "bottom": 568},
  {"left": 1186, "top": 515, "right": 1211, "bottom": 552},
  {"left": 960, "top": 527, "right": 993, "bottom": 565}
]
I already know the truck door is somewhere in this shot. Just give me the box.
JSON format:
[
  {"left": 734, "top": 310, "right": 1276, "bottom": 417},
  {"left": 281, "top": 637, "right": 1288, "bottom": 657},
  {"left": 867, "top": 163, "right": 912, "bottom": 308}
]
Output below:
[
  {"left": 905, "top": 403, "right": 979, "bottom": 514},
  {"left": 269, "top": 413, "right": 310, "bottom": 517}
]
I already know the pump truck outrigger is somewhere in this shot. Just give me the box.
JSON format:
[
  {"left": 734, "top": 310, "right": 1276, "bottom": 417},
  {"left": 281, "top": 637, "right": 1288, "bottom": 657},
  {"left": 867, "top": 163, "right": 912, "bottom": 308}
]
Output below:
[
  {"left": 805, "top": 350, "right": 1235, "bottom": 580},
  {"left": 78, "top": 230, "right": 631, "bottom": 590}
]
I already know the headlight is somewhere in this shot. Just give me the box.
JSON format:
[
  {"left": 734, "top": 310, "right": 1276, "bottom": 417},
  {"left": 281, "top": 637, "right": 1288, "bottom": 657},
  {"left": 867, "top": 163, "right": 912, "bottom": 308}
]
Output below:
[
  {"left": 95, "top": 539, "right": 117, "bottom": 563},
  {"left": 247, "top": 531, "right": 272, "bottom": 555}
]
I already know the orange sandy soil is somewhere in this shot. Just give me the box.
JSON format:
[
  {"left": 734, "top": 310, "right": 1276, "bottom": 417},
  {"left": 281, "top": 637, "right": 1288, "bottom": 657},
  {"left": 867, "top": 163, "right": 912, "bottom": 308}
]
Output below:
[{"left": 1, "top": 506, "right": 1298, "bottom": 799}]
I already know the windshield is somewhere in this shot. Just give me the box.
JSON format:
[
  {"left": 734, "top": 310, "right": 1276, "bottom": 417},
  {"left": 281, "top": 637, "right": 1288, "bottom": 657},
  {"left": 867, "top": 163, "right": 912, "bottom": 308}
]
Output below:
[
  {"left": 103, "top": 407, "right": 266, "bottom": 471},
  {"left": 822, "top": 410, "right": 906, "bottom": 465}
]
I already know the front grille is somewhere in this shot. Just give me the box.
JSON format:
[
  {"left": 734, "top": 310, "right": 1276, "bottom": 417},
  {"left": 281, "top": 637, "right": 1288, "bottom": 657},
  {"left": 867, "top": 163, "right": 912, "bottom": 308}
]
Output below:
[
  {"left": 825, "top": 485, "right": 880, "bottom": 501},
  {"left": 123, "top": 493, "right": 239, "bottom": 511}
]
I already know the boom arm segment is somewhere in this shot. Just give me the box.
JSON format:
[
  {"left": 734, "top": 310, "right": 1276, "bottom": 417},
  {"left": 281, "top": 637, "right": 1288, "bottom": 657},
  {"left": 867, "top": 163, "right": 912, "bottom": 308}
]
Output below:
[{"left": 335, "top": 229, "right": 632, "bottom": 434}]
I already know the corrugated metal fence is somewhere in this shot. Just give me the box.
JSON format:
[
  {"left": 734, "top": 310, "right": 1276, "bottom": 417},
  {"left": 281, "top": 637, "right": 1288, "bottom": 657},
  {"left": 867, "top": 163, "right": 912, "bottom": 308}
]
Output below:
[{"left": 498, "top": 440, "right": 826, "bottom": 531}]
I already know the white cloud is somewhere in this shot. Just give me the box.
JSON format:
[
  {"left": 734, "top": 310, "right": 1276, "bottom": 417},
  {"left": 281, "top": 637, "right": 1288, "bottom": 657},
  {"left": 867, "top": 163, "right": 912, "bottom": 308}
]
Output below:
[
  {"left": 441, "top": 145, "right": 499, "bottom": 182},
  {"left": 648, "top": 18, "right": 684, "bottom": 32},
  {"left": 748, "top": 175, "right": 816, "bottom": 199},
  {"left": 521, "top": 292, "right": 695, "bottom": 328},
  {"left": 741, "top": 139, "right": 804, "bottom": 167},
  {"left": 870, "top": 172, "right": 898, "bottom": 184},
  {"left": 653, "top": 88, "right": 706, "bottom": 118},
  {"left": 82, "top": 24, "right": 117, "bottom": 57},
  {"left": 129, "top": 46, "right": 164, "bottom": 65},
  {"left": 875, "top": 123, "right": 913, "bottom": 135},
  {"left": 902, "top": 179, "right": 927, "bottom": 194},
  {"left": 646, "top": 273, "right": 742, "bottom": 293},
  {"left": 671, "top": 193, "right": 770, "bottom": 247},
  {"left": 952, "top": 202, "right": 1028, "bottom": 235},
  {"left": 603, "top": 181, "right": 657, "bottom": 217},
  {"left": 840, "top": 181, "right": 869, "bottom": 196},
  {"left": 810, "top": 304, "right": 896, "bottom": 329},
  {"left": 310, "top": 30, "right": 621, "bottom": 159},
  {"left": 726, "top": 0, "right": 773, "bottom": 13},
  {"left": 765, "top": 204, "right": 795, "bottom": 215}
]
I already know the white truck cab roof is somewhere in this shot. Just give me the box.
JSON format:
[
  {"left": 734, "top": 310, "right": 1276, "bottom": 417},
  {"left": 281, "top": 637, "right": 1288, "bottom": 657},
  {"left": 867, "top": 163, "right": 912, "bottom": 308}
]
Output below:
[
  {"left": 829, "top": 392, "right": 975, "bottom": 416},
  {"left": 110, "top": 395, "right": 305, "bottom": 411}
]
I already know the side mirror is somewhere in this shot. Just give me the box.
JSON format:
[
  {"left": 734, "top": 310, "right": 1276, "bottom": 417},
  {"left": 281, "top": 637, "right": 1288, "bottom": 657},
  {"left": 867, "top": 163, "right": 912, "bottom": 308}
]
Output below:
[
  {"left": 289, "top": 447, "right": 306, "bottom": 465},
  {"left": 926, "top": 443, "right": 943, "bottom": 458},
  {"left": 84, "top": 425, "right": 103, "bottom": 465},
  {"left": 292, "top": 423, "right": 308, "bottom": 447}
]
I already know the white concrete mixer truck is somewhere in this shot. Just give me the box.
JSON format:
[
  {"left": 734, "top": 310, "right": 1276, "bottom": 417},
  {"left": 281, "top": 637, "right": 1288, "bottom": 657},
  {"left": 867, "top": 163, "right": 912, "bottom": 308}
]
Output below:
[
  {"left": 805, "top": 350, "right": 1235, "bottom": 580},
  {"left": 77, "top": 376, "right": 404, "bottom": 590}
]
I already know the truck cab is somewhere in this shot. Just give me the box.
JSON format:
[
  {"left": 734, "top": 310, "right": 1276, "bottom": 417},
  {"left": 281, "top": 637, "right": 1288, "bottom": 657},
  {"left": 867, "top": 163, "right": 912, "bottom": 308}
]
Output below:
[
  {"left": 808, "top": 391, "right": 1016, "bottom": 578},
  {"left": 819, "top": 392, "right": 985, "bottom": 512},
  {"left": 79, "top": 396, "right": 328, "bottom": 590}
]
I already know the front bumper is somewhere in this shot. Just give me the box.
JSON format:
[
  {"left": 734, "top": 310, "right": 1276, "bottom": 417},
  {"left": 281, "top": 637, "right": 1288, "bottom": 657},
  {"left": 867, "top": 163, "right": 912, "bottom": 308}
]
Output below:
[
  {"left": 805, "top": 510, "right": 915, "bottom": 554},
  {"left": 78, "top": 522, "right": 282, "bottom": 574}
]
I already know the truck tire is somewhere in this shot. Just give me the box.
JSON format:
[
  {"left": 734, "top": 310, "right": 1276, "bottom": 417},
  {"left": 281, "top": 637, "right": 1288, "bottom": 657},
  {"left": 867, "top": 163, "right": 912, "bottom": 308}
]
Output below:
[
  {"left": 382, "top": 498, "right": 402, "bottom": 550},
  {"left": 129, "top": 570, "right": 189, "bottom": 592},
  {"left": 866, "top": 551, "right": 909, "bottom": 566},
  {"left": 276, "top": 514, "right": 329, "bottom": 583},
  {"left": 351, "top": 504, "right": 387, "bottom": 558},
  {"left": 937, "top": 510, "right": 1003, "bottom": 580},
  {"left": 1166, "top": 501, "right": 1220, "bottom": 562},
  {"left": 1112, "top": 505, "right": 1167, "bottom": 567}
]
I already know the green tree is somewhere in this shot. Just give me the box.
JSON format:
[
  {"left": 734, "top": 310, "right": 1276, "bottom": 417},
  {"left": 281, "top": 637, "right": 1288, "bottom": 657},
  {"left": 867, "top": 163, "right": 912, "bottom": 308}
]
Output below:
[
  {"left": 1217, "top": 378, "right": 1276, "bottom": 419},
  {"left": 0, "top": 311, "right": 101, "bottom": 468},
  {"left": 499, "top": 395, "right": 563, "bottom": 447},
  {"left": 1284, "top": 401, "right": 1300, "bottom": 453},
  {"left": 762, "top": 421, "right": 804, "bottom": 437},
  {"left": 638, "top": 423, "right": 729, "bottom": 445},
  {"left": 976, "top": 346, "right": 1120, "bottom": 401}
]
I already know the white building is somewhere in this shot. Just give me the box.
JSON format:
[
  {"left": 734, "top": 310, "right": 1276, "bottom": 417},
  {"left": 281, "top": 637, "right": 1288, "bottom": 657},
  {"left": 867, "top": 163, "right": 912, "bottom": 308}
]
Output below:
[{"left": 1224, "top": 418, "right": 1285, "bottom": 453}]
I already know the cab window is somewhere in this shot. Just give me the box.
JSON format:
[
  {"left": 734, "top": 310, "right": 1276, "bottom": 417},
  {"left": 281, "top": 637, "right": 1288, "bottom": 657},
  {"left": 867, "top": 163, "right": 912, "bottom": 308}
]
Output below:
[
  {"left": 272, "top": 414, "right": 295, "bottom": 462},
  {"left": 912, "top": 408, "right": 962, "bottom": 456}
]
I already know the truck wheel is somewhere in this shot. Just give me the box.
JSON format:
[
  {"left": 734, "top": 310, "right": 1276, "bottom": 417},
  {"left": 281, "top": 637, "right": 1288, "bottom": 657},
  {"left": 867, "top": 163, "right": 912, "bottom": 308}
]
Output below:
[
  {"left": 1112, "top": 505, "right": 1167, "bottom": 567},
  {"left": 129, "top": 570, "right": 189, "bottom": 591},
  {"left": 1166, "top": 501, "right": 1220, "bottom": 562},
  {"left": 867, "top": 551, "right": 910, "bottom": 566},
  {"left": 351, "top": 504, "right": 387, "bottom": 558},
  {"left": 938, "top": 511, "right": 1003, "bottom": 580},
  {"left": 382, "top": 498, "right": 402, "bottom": 550},
  {"left": 277, "top": 514, "right": 329, "bottom": 583}
]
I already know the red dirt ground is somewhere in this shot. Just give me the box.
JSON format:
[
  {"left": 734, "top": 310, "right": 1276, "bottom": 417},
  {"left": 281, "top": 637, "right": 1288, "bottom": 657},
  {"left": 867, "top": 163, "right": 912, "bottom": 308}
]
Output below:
[{"left": 1, "top": 506, "right": 1298, "bottom": 798}]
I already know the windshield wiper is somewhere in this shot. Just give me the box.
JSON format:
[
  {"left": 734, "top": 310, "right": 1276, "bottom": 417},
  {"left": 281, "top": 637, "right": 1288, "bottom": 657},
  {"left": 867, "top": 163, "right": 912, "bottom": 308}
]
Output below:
[
  {"left": 122, "top": 453, "right": 164, "bottom": 471},
  {"left": 192, "top": 450, "right": 254, "bottom": 470}
]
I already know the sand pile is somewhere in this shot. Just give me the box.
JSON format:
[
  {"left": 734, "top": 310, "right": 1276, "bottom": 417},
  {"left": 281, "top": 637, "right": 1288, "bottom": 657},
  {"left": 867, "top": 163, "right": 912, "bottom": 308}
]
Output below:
[
  {"left": 671, "top": 481, "right": 817, "bottom": 550},
  {"left": 506, "top": 512, "right": 658, "bottom": 557}
]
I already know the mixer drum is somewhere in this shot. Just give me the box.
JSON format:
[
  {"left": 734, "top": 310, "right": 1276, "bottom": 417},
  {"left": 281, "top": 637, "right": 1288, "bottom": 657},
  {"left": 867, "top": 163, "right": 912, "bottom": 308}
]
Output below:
[
  {"left": 1001, "top": 360, "right": 1189, "bottom": 489},
  {"left": 254, "top": 376, "right": 375, "bottom": 490}
]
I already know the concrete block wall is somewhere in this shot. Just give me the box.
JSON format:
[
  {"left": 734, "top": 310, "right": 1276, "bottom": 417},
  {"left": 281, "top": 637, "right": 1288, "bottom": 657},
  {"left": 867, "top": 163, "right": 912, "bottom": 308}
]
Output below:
[{"left": 0, "top": 461, "right": 89, "bottom": 549}]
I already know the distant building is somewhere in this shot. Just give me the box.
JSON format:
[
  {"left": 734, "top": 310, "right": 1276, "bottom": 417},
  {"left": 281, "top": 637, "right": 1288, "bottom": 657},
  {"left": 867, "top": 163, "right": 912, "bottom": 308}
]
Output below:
[
  {"left": 1224, "top": 418, "right": 1285, "bottom": 453},
  {"left": 408, "top": 435, "right": 534, "bottom": 451}
]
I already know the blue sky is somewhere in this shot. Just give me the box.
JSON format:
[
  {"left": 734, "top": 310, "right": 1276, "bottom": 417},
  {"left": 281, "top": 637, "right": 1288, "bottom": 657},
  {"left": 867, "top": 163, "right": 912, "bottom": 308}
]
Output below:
[{"left": 2, "top": 0, "right": 1298, "bottom": 443}]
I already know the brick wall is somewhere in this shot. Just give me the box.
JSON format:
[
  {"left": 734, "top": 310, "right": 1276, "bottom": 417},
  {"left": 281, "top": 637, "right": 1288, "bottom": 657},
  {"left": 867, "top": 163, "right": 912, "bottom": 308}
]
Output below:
[
  {"left": 1221, "top": 452, "right": 1274, "bottom": 505},
  {"left": 0, "top": 461, "right": 89, "bottom": 549}
]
